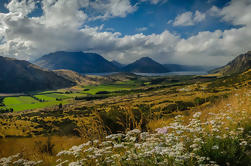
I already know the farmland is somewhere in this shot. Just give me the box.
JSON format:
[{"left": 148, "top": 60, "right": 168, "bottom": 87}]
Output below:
[{"left": 0, "top": 79, "right": 143, "bottom": 112}]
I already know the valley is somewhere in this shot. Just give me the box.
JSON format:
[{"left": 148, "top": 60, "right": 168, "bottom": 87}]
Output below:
[{"left": 0, "top": 52, "right": 250, "bottom": 166}]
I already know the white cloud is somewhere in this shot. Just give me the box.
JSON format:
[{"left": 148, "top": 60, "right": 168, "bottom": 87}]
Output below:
[
  {"left": 140, "top": 0, "right": 168, "bottom": 5},
  {"left": 136, "top": 27, "right": 148, "bottom": 32},
  {"left": 90, "top": 0, "right": 137, "bottom": 20},
  {"left": 220, "top": 0, "right": 251, "bottom": 26},
  {"left": 173, "top": 10, "right": 206, "bottom": 26},
  {"left": 194, "top": 10, "right": 206, "bottom": 22},
  {"left": 173, "top": 11, "right": 194, "bottom": 26},
  {"left": 5, "top": 0, "right": 36, "bottom": 16}
]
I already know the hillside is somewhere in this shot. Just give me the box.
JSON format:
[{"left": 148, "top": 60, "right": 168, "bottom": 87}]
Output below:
[
  {"left": 122, "top": 57, "right": 168, "bottom": 73},
  {"left": 34, "top": 51, "right": 119, "bottom": 73},
  {"left": 0, "top": 56, "right": 75, "bottom": 93},
  {"left": 210, "top": 51, "right": 251, "bottom": 75},
  {"left": 53, "top": 69, "right": 86, "bottom": 85}
]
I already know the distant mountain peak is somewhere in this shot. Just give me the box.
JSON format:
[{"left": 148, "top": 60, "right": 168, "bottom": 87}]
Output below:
[
  {"left": 34, "top": 51, "right": 118, "bottom": 73},
  {"left": 122, "top": 57, "right": 168, "bottom": 73}
]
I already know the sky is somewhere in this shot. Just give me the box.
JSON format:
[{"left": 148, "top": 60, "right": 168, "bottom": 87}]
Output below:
[{"left": 0, "top": 0, "right": 251, "bottom": 66}]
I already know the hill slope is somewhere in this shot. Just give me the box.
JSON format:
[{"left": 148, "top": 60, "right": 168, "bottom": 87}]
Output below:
[
  {"left": 210, "top": 51, "right": 251, "bottom": 75},
  {"left": 0, "top": 56, "right": 75, "bottom": 93},
  {"left": 53, "top": 69, "right": 87, "bottom": 84},
  {"left": 122, "top": 57, "right": 168, "bottom": 73},
  {"left": 34, "top": 51, "right": 119, "bottom": 73}
]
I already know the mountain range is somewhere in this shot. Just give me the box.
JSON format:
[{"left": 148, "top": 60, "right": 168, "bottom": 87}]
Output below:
[
  {"left": 1, "top": 51, "right": 249, "bottom": 93},
  {"left": 35, "top": 51, "right": 213, "bottom": 73}
]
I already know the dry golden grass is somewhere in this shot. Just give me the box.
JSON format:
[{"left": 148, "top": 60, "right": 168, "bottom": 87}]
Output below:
[
  {"left": 147, "top": 87, "right": 250, "bottom": 131},
  {"left": 0, "top": 136, "right": 83, "bottom": 165}
]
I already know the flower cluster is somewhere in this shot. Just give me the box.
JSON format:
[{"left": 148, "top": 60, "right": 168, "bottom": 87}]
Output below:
[{"left": 0, "top": 153, "right": 42, "bottom": 166}]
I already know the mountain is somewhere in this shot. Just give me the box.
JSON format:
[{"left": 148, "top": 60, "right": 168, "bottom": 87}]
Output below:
[
  {"left": 210, "top": 51, "right": 251, "bottom": 75},
  {"left": 111, "top": 60, "right": 126, "bottom": 68},
  {"left": 122, "top": 57, "right": 168, "bottom": 73},
  {"left": 163, "top": 64, "right": 215, "bottom": 72},
  {"left": 34, "top": 51, "right": 118, "bottom": 73},
  {"left": 0, "top": 56, "right": 75, "bottom": 93}
]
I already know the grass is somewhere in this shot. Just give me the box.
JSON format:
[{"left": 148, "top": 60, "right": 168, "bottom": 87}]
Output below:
[
  {"left": 82, "top": 83, "right": 135, "bottom": 95},
  {"left": 1, "top": 96, "right": 68, "bottom": 112}
]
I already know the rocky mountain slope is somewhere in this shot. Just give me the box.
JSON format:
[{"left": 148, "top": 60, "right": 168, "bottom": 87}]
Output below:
[{"left": 210, "top": 51, "right": 251, "bottom": 75}]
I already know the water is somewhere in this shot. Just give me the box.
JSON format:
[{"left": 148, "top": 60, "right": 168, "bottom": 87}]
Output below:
[
  {"left": 82, "top": 72, "right": 119, "bottom": 76},
  {"left": 83, "top": 71, "right": 208, "bottom": 76},
  {"left": 134, "top": 71, "right": 208, "bottom": 76}
]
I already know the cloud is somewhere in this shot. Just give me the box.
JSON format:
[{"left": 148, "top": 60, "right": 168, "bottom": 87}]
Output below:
[
  {"left": 0, "top": 0, "right": 251, "bottom": 66},
  {"left": 173, "top": 10, "right": 206, "bottom": 26},
  {"left": 136, "top": 27, "right": 148, "bottom": 32},
  {"left": 140, "top": 0, "right": 168, "bottom": 5},
  {"left": 173, "top": 12, "right": 193, "bottom": 26},
  {"left": 5, "top": 0, "right": 36, "bottom": 16},
  {"left": 194, "top": 10, "right": 206, "bottom": 22},
  {"left": 89, "top": 0, "right": 137, "bottom": 20}
]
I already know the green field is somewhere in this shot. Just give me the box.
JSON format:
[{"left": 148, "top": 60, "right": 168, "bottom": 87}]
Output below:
[
  {"left": 0, "top": 96, "right": 68, "bottom": 112},
  {"left": 83, "top": 81, "right": 139, "bottom": 95},
  {"left": 0, "top": 80, "right": 143, "bottom": 112}
]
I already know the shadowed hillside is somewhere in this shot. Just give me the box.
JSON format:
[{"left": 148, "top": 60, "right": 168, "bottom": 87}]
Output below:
[
  {"left": 0, "top": 56, "right": 75, "bottom": 93},
  {"left": 34, "top": 51, "right": 118, "bottom": 73},
  {"left": 122, "top": 57, "right": 169, "bottom": 73}
]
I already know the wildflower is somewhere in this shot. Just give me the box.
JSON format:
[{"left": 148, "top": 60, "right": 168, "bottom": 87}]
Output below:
[
  {"left": 156, "top": 127, "right": 168, "bottom": 134},
  {"left": 240, "top": 141, "right": 247, "bottom": 146},
  {"left": 114, "top": 144, "right": 124, "bottom": 148},
  {"left": 193, "top": 112, "right": 202, "bottom": 118},
  {"left": 126, "top": 129, "right": 141, "bottom": 135},
  {"left": 68, "top": 160, "right": 83, "bottom": 166},
  {"left": 211, "top": 145, "right": 219, "bottom": 150}
]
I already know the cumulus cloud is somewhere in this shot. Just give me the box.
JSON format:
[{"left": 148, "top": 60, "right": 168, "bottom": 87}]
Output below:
[
  {"left": 0, "top": 0, "right": 251, "bottom": 66},
  {"left": 5, "top": 0, "right": 36, "bottom": 16},
  {"left": 209, "top": 0, "right": 251, "bottom": 26},
  {"left": 173, "top": 10, "right": 206, "bottom": 26},
  {"left": 175, "top": 0, "right": 251, "bottom": 65}
]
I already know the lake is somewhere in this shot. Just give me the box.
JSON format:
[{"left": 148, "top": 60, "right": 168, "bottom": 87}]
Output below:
[{"left": 83, "top": 71, "right": 208, "bottom": 76}]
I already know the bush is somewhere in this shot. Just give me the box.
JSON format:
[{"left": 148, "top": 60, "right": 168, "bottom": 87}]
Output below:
[
  {"left": 197, "top": 137, "right": 250, "bottom": 166},
  {"left": 35, "top": 136, "right": 55, "bottom": 155},
  {"left": 194, "top": 97, "right": 206, "bottom": 105}
]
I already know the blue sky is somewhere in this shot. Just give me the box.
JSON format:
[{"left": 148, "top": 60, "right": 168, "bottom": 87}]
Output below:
[
  {"left": 87, "top": 0, "right": 236, "bottom": 38},
  {"left": 0, "top": 0, "right": 250, "bottom": 66}
]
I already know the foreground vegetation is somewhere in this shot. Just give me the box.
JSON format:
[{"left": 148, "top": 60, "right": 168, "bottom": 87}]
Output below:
[
  {"left": 0, "top": 71, "right": 250, "bottom": 165},
  {"left": 0, "top": 88, "right": 250, "bottom": 165}
]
